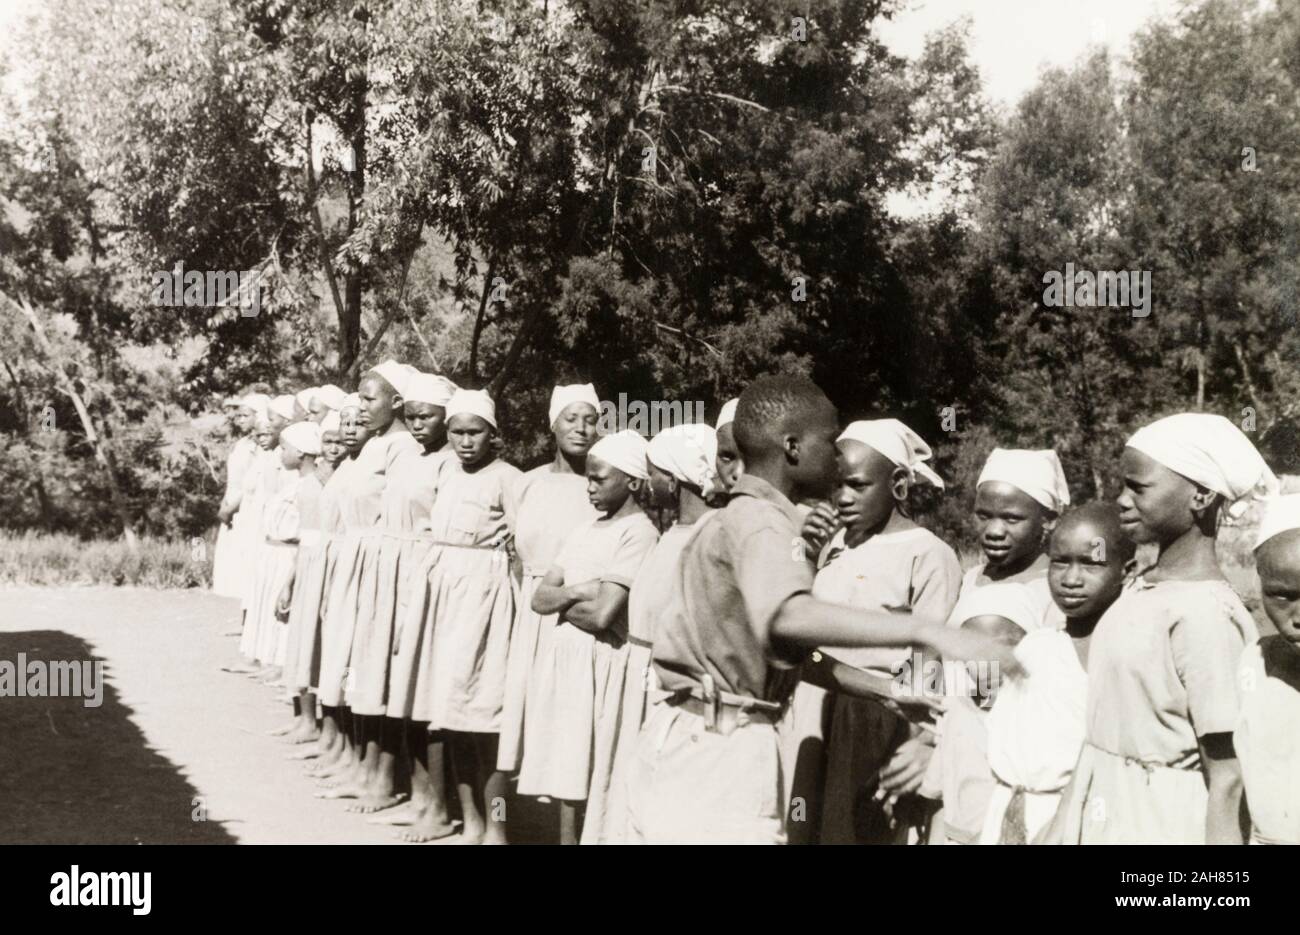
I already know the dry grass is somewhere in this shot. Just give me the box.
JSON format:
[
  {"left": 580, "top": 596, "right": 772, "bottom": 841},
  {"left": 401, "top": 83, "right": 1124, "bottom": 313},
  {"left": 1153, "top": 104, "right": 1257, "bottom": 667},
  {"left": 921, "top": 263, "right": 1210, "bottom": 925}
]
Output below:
[{"left": 0, "top": 531, "right": 211, "bottom": 589}]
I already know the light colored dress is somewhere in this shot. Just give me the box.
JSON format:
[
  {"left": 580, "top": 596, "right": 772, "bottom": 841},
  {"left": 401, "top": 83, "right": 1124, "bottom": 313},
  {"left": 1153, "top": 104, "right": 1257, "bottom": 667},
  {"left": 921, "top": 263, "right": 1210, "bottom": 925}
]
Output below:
[
  {"left": 212, "top": 435, "right": 257, "bottom": 598},
  {"left": 919, "top": 694, "right": 991, "bottom": 844},
  {"left": 346, "top": 444, "right": 452, "bottom": 716},
  {"left": 282, "top": 471, "right": 324, "bottom": 676},
  {"left": 390, "top": 457, "right": 521, "bottom": 728},
  {"left": 1061, "top": 577, "right": 1254, "bottom": 844},
  {"left": 497, "top": 466, "right": 599, "bottom": 771},
  {"left": 232, "top": 446, "right": 274, "bottom": 613},
  {"left": 239, "top": 452, "right": 286, "bottom": 659},
  {"left": 944, "top": 557, "right": 1062, "bottom": 631},
  {"left": 517, "top": 510, "right": 659, "bottom": 813},
  {"left": 317, "top": 430, "right": 421, "bottom": 708},
  {"left": 596, "top": 518, "right": 712, "bottom": 844},
  {"left": 783, "top": 524, "right": 962, "bottom": 844},
  {"left": 249, "top": 469, "right": 302, "bottom": 665},
  {"left": 1235, "top": 636, "right": 1300, "bottom": 845},
  {"left": 980, "top": 628, "right": 1087, "bottom": 844},
  {"left": 291, "top": 460, "right": 352, "bottom": 692}
]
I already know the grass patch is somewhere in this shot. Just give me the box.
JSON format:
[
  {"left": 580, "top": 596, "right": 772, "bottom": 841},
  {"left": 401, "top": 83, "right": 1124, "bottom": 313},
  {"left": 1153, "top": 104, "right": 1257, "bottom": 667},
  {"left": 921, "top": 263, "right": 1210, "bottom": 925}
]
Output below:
[{"left": 0, "top": 531, "right": 211, "bottom": 589}]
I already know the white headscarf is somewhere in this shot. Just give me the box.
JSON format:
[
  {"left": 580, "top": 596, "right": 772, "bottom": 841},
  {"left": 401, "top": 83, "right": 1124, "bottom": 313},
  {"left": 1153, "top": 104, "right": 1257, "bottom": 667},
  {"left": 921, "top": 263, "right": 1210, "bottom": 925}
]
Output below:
[
  {"left": 978, "top": 448, "right": 1070, "bottom": 513},
  {"left": 838, "top": 419, "right": 944, "bottom": 489},
  {"left": 366, "top": 359, "right": 411, "bottom": 397},
  {"left": 269, "top": 394, "right": 298, "bottom": 423},
  {"left": 320, "top": 411, "right": 342, "bottom": 435},
  {"left": 280, "top": 421, "right": 323, "bottom": 457},
  {"left": 1127, "top": 413, "right": 1278, "bottom": 519},
  {"left": 590, "top": 429, "right": 650, "bottom": 480},
  {"left": 241, "top": 393, "right": 271, "bottom": 421},
  {"left": 647, "top": 423, "right": 719, "bottom": 495},
  {"left": 315, "top": 384, "right": 347, "bottom": 411},
  {"left": 404, "top": 373, "right": 458, "bottom": 407},
  {"left": 549, "top": 383, "right": 601, "bottom": 427},
  {"left": 1255, "top": 494, "right": 1300, "bottom": 551},
  {"left": 716, "top": 398, "right": 739, "bottom": 431},
  {"left": 294, "top": 388, "right": 316, "bottom": 413},
  {"left": 445, "top": 389, "right": 497, "bottom": 429},
  {"left": 339, "top": 393, "right": 361, "bottom": 414}
]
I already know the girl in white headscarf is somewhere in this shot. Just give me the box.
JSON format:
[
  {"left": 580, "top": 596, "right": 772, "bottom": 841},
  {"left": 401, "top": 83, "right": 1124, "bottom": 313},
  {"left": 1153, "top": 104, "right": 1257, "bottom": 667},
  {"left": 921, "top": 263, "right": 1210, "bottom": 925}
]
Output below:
[
  {"left": 225, "top": 399, "right": 279, "bottom": 671},
  {"left": 277, "top": 411, "right": 348, "bottom": 748},
  {"left": 788, "top": 419, "right": 963, "bottom": 844},
  {"left": 592, "top": 423, "right": 721, "bottom": 844},
  {"left": 392, "top": 389, "right": 521, "bottom": 844},
  {"left": 212, "top": 394, "right": 261, "bottom": 599},
  {"left": 1054, "top": 413, "right": 1274, "bottom": 844},
  {"left": 297, "top": 396, "right": 373, "bottom": 777},
  {"left": 517, "top": 429, "right": 660, "bottom": 844},
  {"left": 313, "top": 363, "right": 422, "bottom": 799},
  {"left": 497, "top": 384, "right": 602, "bottom": 777}
]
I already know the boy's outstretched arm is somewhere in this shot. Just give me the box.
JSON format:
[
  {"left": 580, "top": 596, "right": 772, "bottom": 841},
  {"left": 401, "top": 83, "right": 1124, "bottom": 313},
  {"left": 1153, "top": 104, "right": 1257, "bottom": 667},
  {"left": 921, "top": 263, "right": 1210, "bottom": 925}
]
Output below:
[{"left": 770, "top": 594, "right": 1023, "bottom": 677}]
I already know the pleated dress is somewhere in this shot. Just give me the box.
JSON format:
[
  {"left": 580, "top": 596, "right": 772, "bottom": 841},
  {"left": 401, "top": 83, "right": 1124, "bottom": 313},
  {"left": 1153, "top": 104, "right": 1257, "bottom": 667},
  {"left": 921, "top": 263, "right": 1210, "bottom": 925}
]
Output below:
[
  {"left": 212, "top": 435, "right": 257, "bottom": 598},
  {"left": 347, "top": 444, "right": 453, "bottom": 717},
  {"left": 496, "top": 466, "right": 599, "bottom": 771},
  {"left": 291, "top": 459, "right": 353, "bottom": 693},
  {"left": 232, "top": 447, "right": 274, "bottom": 614},
  {"left": 243, "top": 452, "right": 288, "bottom": 658},
  {"left": 316, "top": 430, "right": 421, "bottom": 708},
  {"left": 389, "top": 457, "right": 521, "bottom": 729},
  {"left": 250, "top": 469, "right": 302, "bottom": 665},
  {"left": 280, "top": 471, "right": 324, "bottom": 673},
  {"left": 516, "top": 509, "right": 658, "bottom": 812}
]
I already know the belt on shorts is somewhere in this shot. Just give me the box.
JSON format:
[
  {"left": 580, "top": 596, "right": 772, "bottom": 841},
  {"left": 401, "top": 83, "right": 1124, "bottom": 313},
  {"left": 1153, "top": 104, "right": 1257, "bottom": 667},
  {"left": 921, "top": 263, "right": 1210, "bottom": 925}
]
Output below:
[{"left": 665, "top": 674, "right": 783, "bottom": 735}]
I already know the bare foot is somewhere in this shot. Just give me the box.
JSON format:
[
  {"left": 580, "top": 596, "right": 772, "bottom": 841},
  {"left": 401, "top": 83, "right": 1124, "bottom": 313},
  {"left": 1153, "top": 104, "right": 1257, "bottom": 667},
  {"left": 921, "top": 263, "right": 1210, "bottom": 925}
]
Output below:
[
  {"left": 366, "top": 802, "right": 422, "bottom": 826},
  {"left": 396, "top": 811, "right": 458, "bottom": 843},
  {"left": 346, "top": 793, "right": 407, "bottom": 814},
  {"left": 288, "top": 728, "right": 321, "bottom": 745},
  {"left": 286, "top": 745, "right": 321, "bottom": 761},
  {"left": 267, "top": 723, "right": 295, "bottom": 737},
  {"left": 304, "top": 753, "right": 345, "bottom": 775},
  {"left": 220, "top": 664, "right": 259, "bottom": 674},
  {"left": 221, "top": 629, "right": 242, "bottom": 637},
  {"left": 315, "top": 781, "right": 367, "bottom": 800}
]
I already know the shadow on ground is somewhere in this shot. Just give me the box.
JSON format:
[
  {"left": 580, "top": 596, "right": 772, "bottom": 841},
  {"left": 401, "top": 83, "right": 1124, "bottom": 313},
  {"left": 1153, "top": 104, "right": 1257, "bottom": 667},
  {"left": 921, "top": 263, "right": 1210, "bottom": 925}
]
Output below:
[{"left": 0, "top": 630, "right": 237, "bottom": 844}]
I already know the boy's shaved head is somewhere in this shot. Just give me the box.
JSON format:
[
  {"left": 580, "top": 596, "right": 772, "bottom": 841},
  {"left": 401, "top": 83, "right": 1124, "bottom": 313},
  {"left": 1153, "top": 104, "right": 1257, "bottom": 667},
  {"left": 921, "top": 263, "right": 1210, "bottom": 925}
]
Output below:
[
  {"left": 733, "top": 375, "right": 835, "bottom": 462},
  {"left": 1053, "top": 501, "right": 1136, "bottom": 564}
]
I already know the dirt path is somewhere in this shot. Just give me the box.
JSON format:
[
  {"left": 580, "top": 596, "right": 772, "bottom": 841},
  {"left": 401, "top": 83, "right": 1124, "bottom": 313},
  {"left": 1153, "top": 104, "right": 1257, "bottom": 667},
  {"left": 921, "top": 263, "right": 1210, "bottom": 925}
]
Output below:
[{"left": 0, "top": 587, "right": 549, "bottom": 844}]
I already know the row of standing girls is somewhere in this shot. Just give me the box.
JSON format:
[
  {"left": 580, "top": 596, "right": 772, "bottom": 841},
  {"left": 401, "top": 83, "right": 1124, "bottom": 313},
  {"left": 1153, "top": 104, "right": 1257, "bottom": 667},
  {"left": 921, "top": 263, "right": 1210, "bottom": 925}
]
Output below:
[{"left": 213, "top": 370, "right": 1300, "bottom": 844}]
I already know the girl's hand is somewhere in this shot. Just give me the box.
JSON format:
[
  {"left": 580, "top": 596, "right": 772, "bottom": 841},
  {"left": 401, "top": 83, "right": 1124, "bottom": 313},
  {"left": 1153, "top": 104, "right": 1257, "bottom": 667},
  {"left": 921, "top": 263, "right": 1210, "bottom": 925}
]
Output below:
[
  {"left": 275, "top": 584, "right": 293, "bottom": 621},
  {"left": 923, "top": 625, "right": 1024, "bottom": 680},
  {"left": 800, "top": 502, "right": 840, "bottom": 558}
]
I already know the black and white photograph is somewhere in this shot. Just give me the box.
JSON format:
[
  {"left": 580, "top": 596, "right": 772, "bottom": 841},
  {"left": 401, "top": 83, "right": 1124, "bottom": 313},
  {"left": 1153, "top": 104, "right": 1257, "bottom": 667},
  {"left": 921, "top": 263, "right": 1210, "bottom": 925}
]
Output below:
[{"left": 0, "top": 0, "right": 1294, "bottom": 879}]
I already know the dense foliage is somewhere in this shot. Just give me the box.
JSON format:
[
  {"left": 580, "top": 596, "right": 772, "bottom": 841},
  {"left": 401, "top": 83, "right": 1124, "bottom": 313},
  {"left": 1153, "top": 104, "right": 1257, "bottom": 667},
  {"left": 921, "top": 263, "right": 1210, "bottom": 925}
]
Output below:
[{"left": 1, "top": 0, "right": 1298, "bottom": 549}]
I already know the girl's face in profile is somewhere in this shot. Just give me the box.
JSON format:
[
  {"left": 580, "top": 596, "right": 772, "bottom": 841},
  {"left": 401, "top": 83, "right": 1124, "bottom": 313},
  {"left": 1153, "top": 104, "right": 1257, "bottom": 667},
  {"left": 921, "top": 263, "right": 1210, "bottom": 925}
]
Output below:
[
  {"left": 586, "top": 455, "right": 634, "bottom": 515},
  {"left": 715, "top": 423, "right": 742, "bottom": 492},
  {"left": 1115, "top": 446, "right": 1200, "bottom": 545}
]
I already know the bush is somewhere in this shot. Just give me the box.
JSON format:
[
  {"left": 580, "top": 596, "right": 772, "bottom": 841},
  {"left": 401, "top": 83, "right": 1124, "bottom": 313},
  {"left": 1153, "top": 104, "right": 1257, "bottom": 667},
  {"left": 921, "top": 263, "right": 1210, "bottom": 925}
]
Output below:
[{"left": 0, "top": 531, "right": 211, "bottom": 588}]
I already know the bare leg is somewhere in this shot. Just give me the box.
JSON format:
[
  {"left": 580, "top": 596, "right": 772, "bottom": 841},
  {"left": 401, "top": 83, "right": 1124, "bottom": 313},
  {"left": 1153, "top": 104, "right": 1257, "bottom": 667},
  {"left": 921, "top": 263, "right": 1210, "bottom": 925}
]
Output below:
[
  {"left": 398, "top": 730, "right": 456, "bottom": 842},
  {"left": 449, "top": 731, "right": 506, "bottom": 844},
  {"left": 285, "top": 690, "right": 321, "bottom": 744},
  {"left": 346, "top": 716, "right": 405, "bottom": 813},
  {"left": 305, "top": 705, "right": 348, "bottom": 775},
  {"left": 559, "top": 801, "right": 582, "bottom": 846}
]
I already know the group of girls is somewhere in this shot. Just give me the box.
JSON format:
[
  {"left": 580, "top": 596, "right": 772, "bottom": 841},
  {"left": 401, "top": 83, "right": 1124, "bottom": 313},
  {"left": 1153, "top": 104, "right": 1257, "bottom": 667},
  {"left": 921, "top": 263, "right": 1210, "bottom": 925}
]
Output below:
[
  {"left": 213, "top": 365, "right": 727, "bottom": 843},
  {"left": 214, "top": 366, "right": 1300, "bottom": 845}
]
